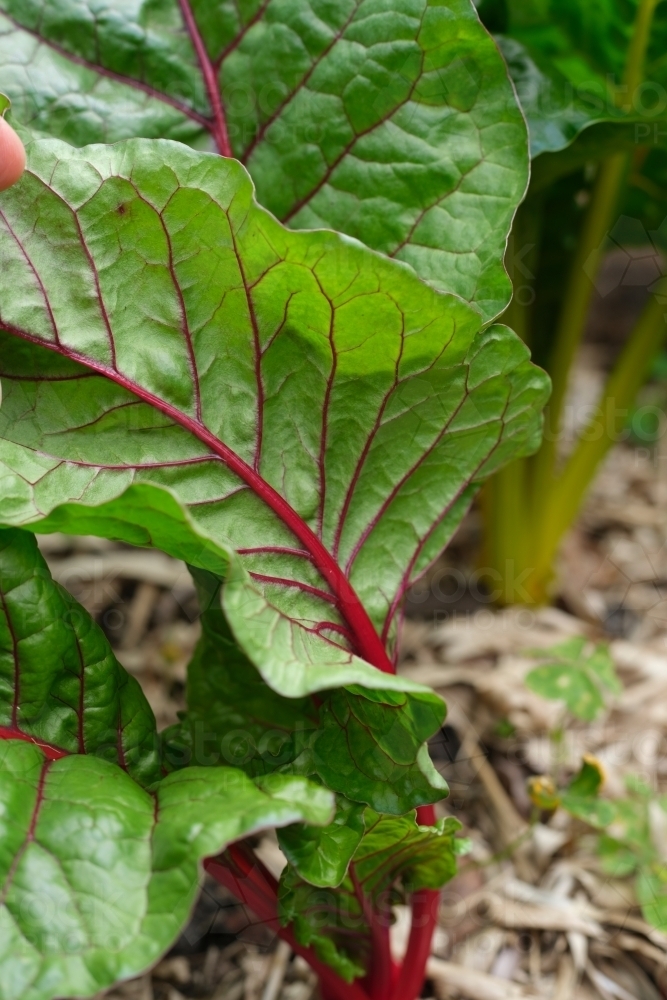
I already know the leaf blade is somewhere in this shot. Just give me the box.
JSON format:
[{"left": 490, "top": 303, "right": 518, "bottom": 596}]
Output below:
[
  {"left": 279, "top": 809, "right": 462, "bottom": 981},
  {"left": 0, "top": 740, "right": 333, "bottom": 1000},
  {"left": 169, "top": 569, "right": 448, "bottom": 815},
  {"left": 0, "top": 138, "right": 549, "bottom": 696},
  {"left": 0, "top": 0, "right": 530, "bottom": 320},
  {"left": 0, "top": 527, "right": 160, "bottom": 785}
]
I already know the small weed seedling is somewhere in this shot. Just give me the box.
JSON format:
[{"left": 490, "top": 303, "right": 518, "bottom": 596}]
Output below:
[{"left": 525, "top": 639, "right": 667, "bottom": 932}]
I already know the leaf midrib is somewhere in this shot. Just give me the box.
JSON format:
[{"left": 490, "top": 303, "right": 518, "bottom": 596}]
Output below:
[
  {"left": 0, "top": 756, "right": 52, "bottom": 908},
  {"left": 177, "top": 0, "right": 232, "bottom": 157},
  {"left": 2, "top": 323, "right": 394, "bottom": 675},
  {"left": 0, "top": 9, "right": 211, "bottom": 129},
  {"left": 0, "top": 727, "right": 68, "bottom": 760}
]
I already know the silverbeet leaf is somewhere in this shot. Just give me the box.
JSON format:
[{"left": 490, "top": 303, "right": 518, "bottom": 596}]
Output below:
[
  {"left": 495, "top": 33, "right": 637, "bottom": 161},
  {"left": 490, "top": 3, "right": 667, "bottom": 182},
  {"left": 0, "top": 526, "right": 161, "bottom": 786},
  {"left": 168, "top": 570, "right": 448, "bottom": 816},
  {"left": 279, "top": 809, "right": 462, "bottom": 982},
  {"left": 0, "top": 138, "right": 549, "bottom": 703},
  {"left": 279, "top": 797, "right": 367, "bottom": 888},
  {"left": 165, "top": 567, "right": 317, "bottom": 776},
  {"left": 0, "top": 0, "right": 530, "bottom": 321},
  {"left": 0, "top": 741, "right": 333, "bottom": 1000},
  {"left": 311, "top": 686, "right": 448, "bottom": 812},
  {"left": 0, "top": 530, "right": 334, "bottom": 1000}
]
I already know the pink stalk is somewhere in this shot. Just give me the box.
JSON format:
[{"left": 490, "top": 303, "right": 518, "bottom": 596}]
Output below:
[
  {"left": 177, "top": 0, "right": 233, "bottom": 156},
  {"left": 205, "top": 788, "right": 439, "bottom": 1000},
  {"left": 205, "top": 845, "right": 371, "bottom": 1000},
  {"left": 350, "top": 867, "right": 397, "bottom": 1000},
  {"left": 389, "top": 804, "right": 440, "bottom": 1000}
]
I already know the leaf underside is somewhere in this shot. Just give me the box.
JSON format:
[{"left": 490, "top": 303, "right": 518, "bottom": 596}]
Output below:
[
  {"left": 0, "top": 0, "right": 530, "bottom": 321},
  {"left": 0, "top": 138, "right": 549, "bottom": 701}
]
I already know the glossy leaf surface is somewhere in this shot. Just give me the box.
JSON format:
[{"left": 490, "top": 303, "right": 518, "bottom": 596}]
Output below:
[
  {"left": 0, "top": 527, "right": 334, "bottom": 1000},
  {"left": 310, "top": 687, "right": 447, "bottom": 812},
  {"left": 0, "top": 0, "right": 530, "bottom": 321},
  {"left": 167, "top": 570, "right": 448, "bottom": 815},
  {"left": 0, "top": 527, "right": 160, "bottom": 786},
  {"left": 168, "top": 568, "right": 316, "bottom": 775},
  {"left": 0, "top": 138, "right": 548, "bottom": 698},
  {"left": 0, "top": 740, "right": 333, "bottom": 1000},
  {"left": 279, "top": 797, "right": 367, "bottom": 888},
  {"left": 279, "top": 810, "right": 462, "bottom": 981}
]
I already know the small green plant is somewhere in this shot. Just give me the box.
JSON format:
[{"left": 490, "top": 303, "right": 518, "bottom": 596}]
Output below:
[
  {"left": 477, "top": 0, "right": 667, "bottom": 603},
  {"left": 525, "top": 634, "right": 620, "bottom": 775},
  {"left": 525, "top": 638, "right": 622, "bottom": 722},
  {"left": 525, "top": 640, "right": 667, "bottom": 931},
  {"left": 530, "top": 760, "right": 667, "bottom": 933},
  {"left": 524, "top": 638, "right": 621, "bottom": 788}
]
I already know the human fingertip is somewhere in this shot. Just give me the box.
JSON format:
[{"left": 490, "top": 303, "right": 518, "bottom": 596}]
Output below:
[{"left": 0, "top": 117, "right": 26, "bottom": 192}]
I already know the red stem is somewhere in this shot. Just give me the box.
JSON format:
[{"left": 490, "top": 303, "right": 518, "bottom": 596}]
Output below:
[
  {"left": 205, "top": 845, "right": 371, "bottom": 1000},
  {"left": 177, "top": 0, "right": 233, "bottom": 156},
  {"left": 350, "top": 867, "right": 397, "bottom": 1000},
  {"left": 5, "top": 326, "right": 395, "bottom": 676},
  {"left": 389, "top": 804, "right": 440, "bottom": 1000},
  {"left": 0, "top": 726, "right": 69, "bottom": 760}
]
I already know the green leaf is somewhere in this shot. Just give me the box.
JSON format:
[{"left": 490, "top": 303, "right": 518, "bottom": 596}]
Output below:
[
  {"left": 560, "top": 792, "right": 616, "bottom": 829},
  {"left": 527, "top": 636, "right": 587, "bottom": 660},
  {"left": 586, "top": 644, "right": 623, "bottom": 695},
  {"left": 526, "top": 664, "right": 604, "bottom": 721},
  {"left": 169, "top": 567, "right": 316, "bottom": 776},
  {"left": 605, "top": 796, "right": 654, "bottom": 857},
  {"left": 495, "top": 34, "right": 619, "bottom": 159},
  {"left": 279, "top": 797, "right": 367, "bottom": 888},
  {"left": 637, "top": 865, "right": 667, "bottom": 933},
  {"left": 566, "top": 756, "right": 605, "bottom": 798},
  {"left": 0, "top": 92, "right": 9, "bottom": 117},
  {"left": 311, "top": 687, "right": 448, "bottom": 813},
  {"left": 0, "top": 526, "right": 160, "bottom": 786},
  {"left": 0, "top": 138, "right": 548, "bottom": 700},
  {"left": 561, "top": 771, "right": 654, "bottom": 843},
  {"left": 169, "top": 570, "right": 448, "bottom": 815},
  {"left": 0, "top": 739, "right": 333, "bottom": 1000},
  {"left": 599, "top": 834, "right": 640, "bottom": 878},
  {"left": 494, "top": 2, "right": 667, "bottom": 171},
  {"left": 354, "top": 812, "right": 463, "bottom": 894},
  {"left": 279, "top": 809, "right": 461, "bottom": 982},
  {"left": 528, "top": 120, "right": 640, "bottom": 192},
  {"left": 0, "top": 529, "right": 335, "bottom": 999},
  {"left": 2, "top": 486, "right": 230, "bottom": 579},
  {"left": 0, "top": 0, "right": 530, "bottom": 321},
  {"left": 524, "top": 638, "right": 620, "bottom": 721}
]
